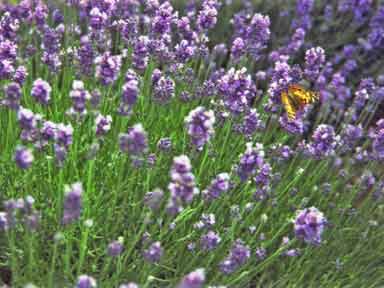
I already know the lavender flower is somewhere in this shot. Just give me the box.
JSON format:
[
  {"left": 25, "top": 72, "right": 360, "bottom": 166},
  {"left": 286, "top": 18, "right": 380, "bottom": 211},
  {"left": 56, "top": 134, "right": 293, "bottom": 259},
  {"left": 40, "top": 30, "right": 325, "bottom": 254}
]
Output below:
[
  {"left": 62, "top": 182, "right": 83, "bottom": 225},
  {"left": 0, "top": 212, "right": 8, "bottom": 231},
  {"left": 76, "top": 275, "right": 97, "bottom": 288},
  {"left": 237, "top": 142, "right": 265, "bottom": 182},
  {"left": 31, "top": 79, "right": 51, "bottom": 105},
  {"left": 370, "top": 119, "right": 384, "bottom": 160},
  {"left": 255, "top": 247, "right": 267, "bottom": 260},
  {"left": 55, "top": 123, "right": 74, "bottom": 148},
  {"left": 143, "top": 241, "right": 163, "bottom": 263},
  {"left": 219, "top": 239, "right": 250, "bottom": 274},
  {"left": 107, "top": 239, "right": 124, "bottom": 257},
  {"left": 197, "top": 0, "right": 218, "bottom": 31},
  {"left": 167, "top": 155, "right": 199, "bottom": 215},
  {"left": 157, "top": 137, "right": 172, "bottom": 152},
  {"left": 132, "top": 36, "right": 149, "bottom": 72},
  {"left": 89, "top": 7, "right": 107, "bottom": 30},
  {"left": 241, "top": 109, "right": 265, "bottom": 137},
  {"left": 119, "top": 124, "right": 148, "bottom": 156},
  {"left": 14, "top": 146, "right": 34, "bottom": 169},
  {"left": 305, "top": 124, "right": 339, "bottom": 159},
  {"left": 151, "top": 2, "right": 175, "bottom": 35},
  {"left": 304, "top": 47, "right": 325, "bottom": 82},
  {"left": 200, "top": 231, "right": 221, "bottom": 251},
  {"left": 178, "top": 268, "right": 205, "bottom": 288},
  {"left": 217, "top": 68, "right": 256, "bottom": 114},
  {"left": 95, "top": 114, "right": 112, "bottom": 137},
  {"left": 77, "top": 35, "right": 94, "bottom": 76},
  {"left": 153, "top": 75, "right": 175, "bottom": 103},
  {"left": 185, "top": 107, "right": 215, "bottom": 150},
  {"left": 294, "top": 207, "right": 327, "bottom": 245},
  {"left": 202, "top": 173, "right": 230, "bottom": 201},
  {"left": 68, "top": 80, "right": 91, "bottom": 117},
  {"left": 2, "top": 81, "right": 21, "bottom": 109},
  {"left": 231, "top": 37, "right": 246, "bottom": 59},
  {"left": 95, "top": 52, "right": 122, "bottom": 85},
  {"left": 119, "top": 70, "right": 139, "bottom": 115},
  {"left": 13, "top": 65, "right": 28, "bottom": 84}
]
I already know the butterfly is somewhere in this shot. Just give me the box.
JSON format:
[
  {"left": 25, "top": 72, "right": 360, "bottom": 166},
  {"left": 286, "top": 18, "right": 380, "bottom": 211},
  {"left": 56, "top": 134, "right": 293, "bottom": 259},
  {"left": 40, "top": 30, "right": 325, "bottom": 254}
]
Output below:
[{"left": 281, "top": 84, "right": 319, "bottom": 120}]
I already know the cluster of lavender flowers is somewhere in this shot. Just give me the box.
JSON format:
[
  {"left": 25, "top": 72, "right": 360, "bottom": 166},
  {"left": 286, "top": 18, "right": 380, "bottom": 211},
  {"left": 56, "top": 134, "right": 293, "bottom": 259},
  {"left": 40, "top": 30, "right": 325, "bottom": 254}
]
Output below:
[
  {"left": 167, "top": 155, "right": 199, "bottom": 215},
  {"left": 0, "top": 196, "right": 40, "bottom": 232}
]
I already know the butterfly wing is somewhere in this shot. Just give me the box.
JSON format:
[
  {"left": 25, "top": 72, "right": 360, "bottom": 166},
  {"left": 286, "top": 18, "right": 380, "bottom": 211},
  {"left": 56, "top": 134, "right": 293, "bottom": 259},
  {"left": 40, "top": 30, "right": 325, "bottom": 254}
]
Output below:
[
  {"left": 288, "top": 84, "right": 319, "bottom": 106},
  {"left": 281, "top": 84, "right": 319, "bottom": 120},
  {"left": 281, "top": 91, "right": 297, "bottom": 120}
]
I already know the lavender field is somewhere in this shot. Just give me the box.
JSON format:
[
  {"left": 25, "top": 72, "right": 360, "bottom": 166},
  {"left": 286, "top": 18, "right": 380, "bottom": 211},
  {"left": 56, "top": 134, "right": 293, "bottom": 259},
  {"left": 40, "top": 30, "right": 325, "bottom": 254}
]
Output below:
[{"left": 0, "top": 0, "right": 384, "bottom": 287}]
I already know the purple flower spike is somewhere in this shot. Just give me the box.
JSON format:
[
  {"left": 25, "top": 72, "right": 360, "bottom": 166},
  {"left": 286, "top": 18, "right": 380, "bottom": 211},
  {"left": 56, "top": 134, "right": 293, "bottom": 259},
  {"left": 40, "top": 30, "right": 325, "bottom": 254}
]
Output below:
[
  {"left": 107, "top": 239, "right": 124, "bottom": 257},
  {"left": 119, "top": 123, "right": 148, "bottom": 156},
  {"left": 219, "top": 239, "right": 250, "bottom": 274},
  {"left": 143, "top": 241, "right": 163, "bottom": 263},
  {"left": 62, "top": 182, "right": 83, "bottom": 225},
  {"left": 167, "top": 155, "right": 199, "bottom": 215},
  {"left": 200, "top": 230, "right": 221, "bottom": 251},
  {"left": 178, "top": 268, "right": 205, "bottom": 288},
  {"left": 95, "top": 114, "right": 112, "bottom": 137},
  {"left": 237, "top": 142, "right": 265, "bottom": 182},
  {"left": 14, "top": 145, "right": 34, "bottom": 169},
  {"left": 185, "top": 106, "right": 215, "bottom": 150},
  {"left": 95, "top": 52, "right": 122, "bottom": 86},
  {"left": 304, "top": 46, "right": 326, "bottom": 82},
  {"left": 202, "top": 173, "right": 230, "bottom": 201},
  {"left": 76, "top": 275, "right": 97, "bottom": 288},
  {"left": 294, "top": 207, "right": 327, "bottom": 245},
  {"left": 31, "top": 79, "right": 51, "bottom": 105}
]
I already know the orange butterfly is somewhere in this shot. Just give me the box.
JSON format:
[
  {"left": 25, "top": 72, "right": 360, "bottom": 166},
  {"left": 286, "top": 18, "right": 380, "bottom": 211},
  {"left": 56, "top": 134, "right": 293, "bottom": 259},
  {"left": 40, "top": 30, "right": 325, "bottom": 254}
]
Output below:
[{"left": 281, "top": 84, "right": 319, "bottom": 120}]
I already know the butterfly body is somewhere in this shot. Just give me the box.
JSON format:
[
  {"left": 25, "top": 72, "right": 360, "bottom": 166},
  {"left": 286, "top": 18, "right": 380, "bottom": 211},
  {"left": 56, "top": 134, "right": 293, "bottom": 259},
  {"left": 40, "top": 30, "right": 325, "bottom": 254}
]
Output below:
[{"left": 281, "top": 84, "right": 319, "bottom": 120}]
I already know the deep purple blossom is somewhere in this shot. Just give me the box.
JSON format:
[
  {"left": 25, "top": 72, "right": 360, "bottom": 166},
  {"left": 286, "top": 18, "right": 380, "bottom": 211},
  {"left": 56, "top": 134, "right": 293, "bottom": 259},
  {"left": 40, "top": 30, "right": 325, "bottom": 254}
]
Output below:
[
  {"left": 167, "top": 155, "right": 198, "bottom": 215},
  {"left": 143, "top": 241, "right": 163, "bottom": 263},
  {"left": 31, "top": 79, "right": 51, "bottom": 105},
  {"left": 237, "top": 142, "right": 265, "bottom": 182},
  {"left": 370, "top": 119, "right": 384, "bottom": 160},
  {"left": 153, "top": 75, "right": 175, "bottom": 103},
  {"left": 151, "top": 1, "right": 175, "bottom": 35},
  {"left": 185, "top": 106, "right": 215, "bottom": 150},
  {"left": 95, "top": 114, "right": 112, "bottom": 137},
  {"left": 62, "top": 182, "right": 83, "bottom": 225},
  {"left": 304, "top": 47, "right": 325, "bottom": 82},
  {"left": 2, "top": 81, "right": 21, "bottom": 109},
  {"left": 76, "top": 275, "right": 97, "bottom": 288},
  {"left": 294, "top": 207, "right": 327, "bottom": 245},
  {"left": 200, "top": 231, "right": 221, "bottom": 251},
  {"left": 14, "top": 146, "right": 34, "bottom": 169},
  {"left": 13, "top": 65, "right": 28, "bottom": 84},
  {"left": 217, "top": 67, "right": 256, "bottom": 114},
  {"left": 197, "top": 0, "right": 218, "bottom": 31},
  {"left": 178, "top": 268, "right": 205, "bottom": 288},
  {"left": 231, "top": 37, "right": 246, "bottom": 59},
  {"left": 77, "top": 35, "right": 94, "bottom": 76},
  {"left": 219, "top": 239, "right": 251, "bottom": 274},
  {"left": 107, "top": 239, "right": 124, "bottom": 257},
  {"left": 68, "top": 80, "right": 91, "bottom": 117},
  {"left": 305, "top": 124, "right": 339, "bottom": 159},
  {"left": 202, "top": 173, "right": 230, "bottom": 201},
  {"left": 95, "top": 52, "right": 122, "bottom": 85},
  {"left": 119, "top": 124, "right": 148, "bottom": 156},
  {"left": 157, "top": 137, "right": 172, "bottom": 152},
  {"left": 55, "top": 123, "right": 74, "bottom": 148}
]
